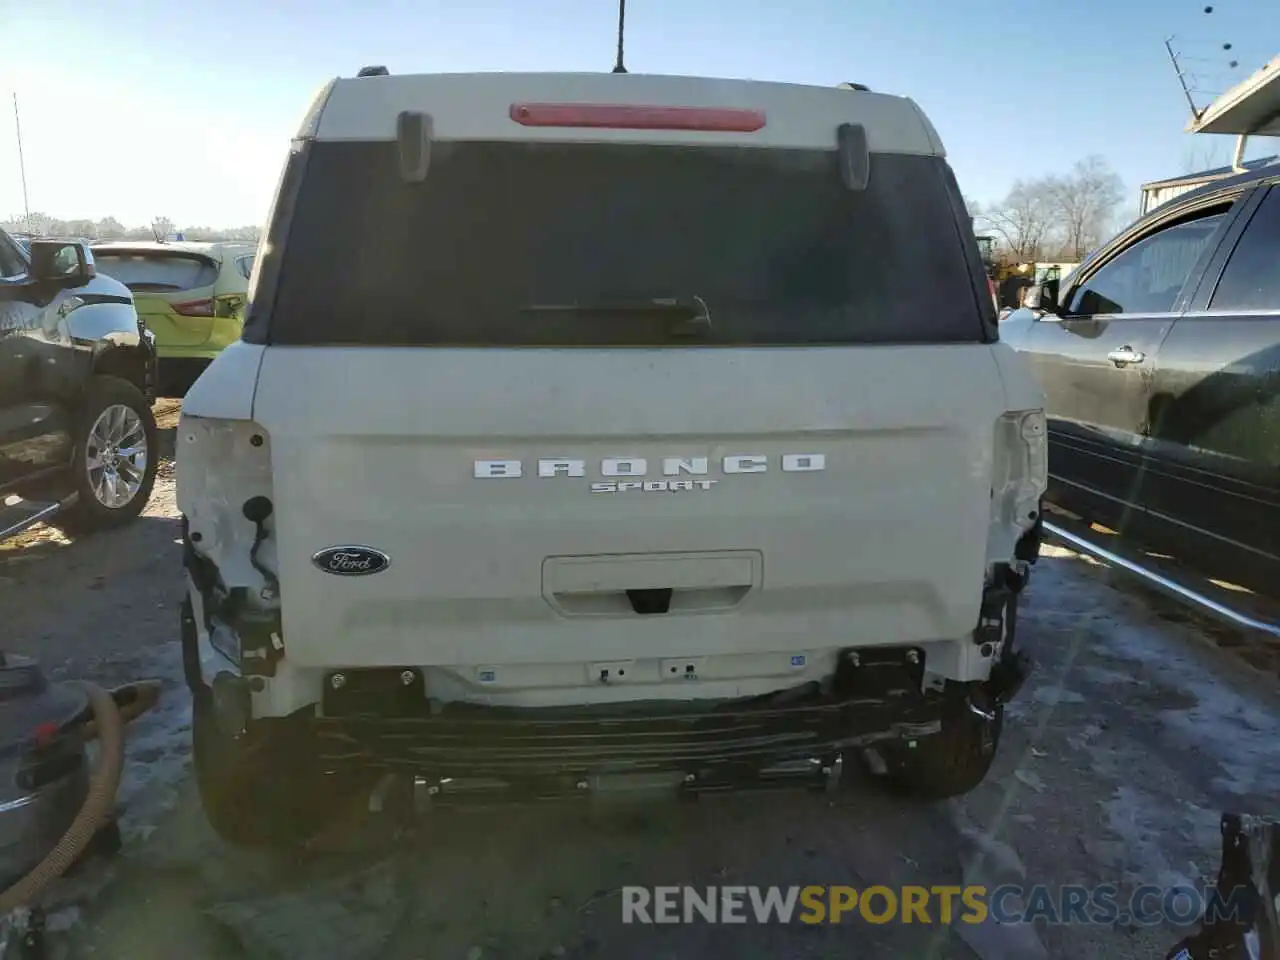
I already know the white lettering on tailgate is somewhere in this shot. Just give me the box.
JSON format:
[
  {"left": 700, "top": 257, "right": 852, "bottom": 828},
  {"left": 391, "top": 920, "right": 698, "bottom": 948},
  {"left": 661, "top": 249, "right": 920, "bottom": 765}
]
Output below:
[
  {"left": 723, "top": 455, "right": 767, "bottom": 474},
  {"left": 476, "top": 454, "right": 824, "bottom": 493},
  {"left": 590, "top": 479, "right": 720, "bottom": 494},
  {"left": 662, "top": 457, "right": 709, "bottom": 476},
  {"left": 474, "top": 459, "right": 522, "bottom": 478},
  {"left": 782, "top": 454, "right": 826, "bottom": 472},
  {"left": 538, "top": 459, "right": 586, "bottom": 477},
  {"left": 601, "top": 457, "right": 647, "bottom": 476}
]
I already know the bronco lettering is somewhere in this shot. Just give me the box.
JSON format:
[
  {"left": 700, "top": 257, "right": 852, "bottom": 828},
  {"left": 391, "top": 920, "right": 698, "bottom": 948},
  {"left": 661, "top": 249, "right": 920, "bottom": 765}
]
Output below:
[{"left": 474, "top": 454, "right": 826, "bottom": 479}]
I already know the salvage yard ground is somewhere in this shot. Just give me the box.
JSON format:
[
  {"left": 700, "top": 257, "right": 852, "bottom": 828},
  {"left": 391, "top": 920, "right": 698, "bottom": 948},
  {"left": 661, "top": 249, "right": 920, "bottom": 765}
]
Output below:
[{"left": 2, "top": 404, "right": 1278, "bottom": 960}]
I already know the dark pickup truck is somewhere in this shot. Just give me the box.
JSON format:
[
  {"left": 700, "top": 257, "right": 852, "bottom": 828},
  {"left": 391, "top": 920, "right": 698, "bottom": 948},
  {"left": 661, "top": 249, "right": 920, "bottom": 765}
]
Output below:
[
  {"left": 999, "top": 163, "right": 1280, "bottom": 598},
  {"left": 1, "top": 228, "right": 159, "bottom": 533}
]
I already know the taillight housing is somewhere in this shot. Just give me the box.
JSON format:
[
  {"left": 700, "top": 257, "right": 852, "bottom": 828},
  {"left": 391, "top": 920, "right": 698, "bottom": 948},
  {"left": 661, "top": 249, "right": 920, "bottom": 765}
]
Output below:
[
  {"left": 995, "top": 410, "right": 1047, "bottom": 527},
  {"left": 987, "top": 408, "right": 1048, "bottom": 566},
  {"left": 173, "top": 298, "right": 214, "bottom": 318},
  {"left": 177, "top": 415, "right": 275, "bottom": 584}
]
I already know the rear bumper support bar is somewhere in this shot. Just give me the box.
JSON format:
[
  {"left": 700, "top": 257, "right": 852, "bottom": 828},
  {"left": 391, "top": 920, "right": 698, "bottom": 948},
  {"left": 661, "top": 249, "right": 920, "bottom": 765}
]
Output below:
[
  {"left": 313, "top": 685, "right": 943, "bottom": 783},
  {"left": 298, "top": 649, "right": 957, "bottom": 802}
]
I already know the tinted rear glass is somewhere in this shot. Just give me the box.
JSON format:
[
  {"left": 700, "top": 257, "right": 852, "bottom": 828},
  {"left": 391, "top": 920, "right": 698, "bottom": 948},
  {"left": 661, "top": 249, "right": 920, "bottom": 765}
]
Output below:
[
  {"left": 251, "top": 141, "right": 988, "bottom": 346},
  {"left": 93, "top": 252, "right": 219, "bottom": 292}
]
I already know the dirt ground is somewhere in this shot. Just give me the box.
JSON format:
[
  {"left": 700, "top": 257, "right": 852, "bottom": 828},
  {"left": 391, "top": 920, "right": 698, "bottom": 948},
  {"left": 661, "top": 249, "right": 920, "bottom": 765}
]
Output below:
[{"left": 2, "top": 405, "right": 1278, "bottom": 960}]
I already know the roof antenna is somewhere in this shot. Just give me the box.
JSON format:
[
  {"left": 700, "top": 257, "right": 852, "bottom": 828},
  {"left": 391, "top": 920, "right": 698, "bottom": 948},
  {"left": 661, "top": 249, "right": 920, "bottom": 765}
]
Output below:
[
  {"left": 612, "top": 0, "right": 628, "bottom": 74},
  {"left": 1164, "top": 36, "right": 1202, "bottom": 122}
]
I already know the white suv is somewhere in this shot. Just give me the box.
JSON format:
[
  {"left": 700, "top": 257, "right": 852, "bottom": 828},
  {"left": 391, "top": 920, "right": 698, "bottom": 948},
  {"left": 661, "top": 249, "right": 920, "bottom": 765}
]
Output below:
[{"left": 176, "top": 68, "right": 1048, "bottom": 847}]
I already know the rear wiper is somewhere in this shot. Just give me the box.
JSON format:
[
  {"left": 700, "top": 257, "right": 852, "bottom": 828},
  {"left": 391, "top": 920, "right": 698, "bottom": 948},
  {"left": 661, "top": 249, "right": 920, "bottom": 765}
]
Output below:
[{"left": 521, "top": 296, "right": 712, "bottom": 336}]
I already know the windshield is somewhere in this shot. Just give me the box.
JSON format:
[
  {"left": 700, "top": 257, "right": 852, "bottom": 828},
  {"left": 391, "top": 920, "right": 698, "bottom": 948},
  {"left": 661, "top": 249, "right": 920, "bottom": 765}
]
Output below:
[{"left": 251, "top": 141, "right": 989, "bottom": 347}]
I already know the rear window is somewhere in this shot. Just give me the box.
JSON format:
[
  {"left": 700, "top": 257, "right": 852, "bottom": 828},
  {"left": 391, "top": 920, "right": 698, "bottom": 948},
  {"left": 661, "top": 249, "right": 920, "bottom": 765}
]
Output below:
[
  {"left": 248, "top": 141, "right": 990, "bottom": 346},
  {"left": 93, "top": 252, "right": 219, "bottom": 292}
]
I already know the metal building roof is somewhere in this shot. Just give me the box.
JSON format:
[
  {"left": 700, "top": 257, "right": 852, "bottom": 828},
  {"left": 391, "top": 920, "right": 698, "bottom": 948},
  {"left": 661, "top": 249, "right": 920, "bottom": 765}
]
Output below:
[
  {"left": 1187, "top": 54, "right": 1280, "bottom": 136},
  {"left": 1141, "top": 154, "right": 1280, "bottom": 191}
]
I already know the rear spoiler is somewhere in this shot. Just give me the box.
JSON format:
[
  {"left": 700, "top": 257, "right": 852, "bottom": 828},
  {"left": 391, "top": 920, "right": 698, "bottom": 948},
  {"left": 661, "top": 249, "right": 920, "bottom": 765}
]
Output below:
[{"left": 91, "top": 248, "right": 219, "bottom": 264}]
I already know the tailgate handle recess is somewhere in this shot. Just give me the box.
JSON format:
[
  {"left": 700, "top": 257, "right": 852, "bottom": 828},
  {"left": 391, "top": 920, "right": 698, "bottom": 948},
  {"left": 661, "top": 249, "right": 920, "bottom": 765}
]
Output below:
[
  {"left": 544, "top": 552, "right": 761, "bottom": 617},
  {"left": 626, "top": 588, "right": 673, "bottom": 615}
]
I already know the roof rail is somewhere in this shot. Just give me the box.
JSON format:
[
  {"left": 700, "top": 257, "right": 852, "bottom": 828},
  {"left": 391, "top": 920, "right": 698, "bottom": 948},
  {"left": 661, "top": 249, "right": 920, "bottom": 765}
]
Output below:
[
  {"left": 837, "top": 82, "right": 871, "bottom": 92},
  {"left": 357, "top": 65, "right": 390, "bottom": 78}
]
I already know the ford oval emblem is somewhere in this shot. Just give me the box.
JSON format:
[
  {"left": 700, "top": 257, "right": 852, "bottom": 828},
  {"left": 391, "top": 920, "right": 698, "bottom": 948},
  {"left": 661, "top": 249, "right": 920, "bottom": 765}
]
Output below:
[{"left": 312, "top": 545, "right": 391, "bottom": 576}]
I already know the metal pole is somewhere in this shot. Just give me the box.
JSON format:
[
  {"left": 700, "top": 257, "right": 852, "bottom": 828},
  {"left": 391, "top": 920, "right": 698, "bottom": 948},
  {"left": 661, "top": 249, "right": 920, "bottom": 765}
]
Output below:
[
  {"left": 13, "top": 93, "right": 31, "bottom": 230},
  {"left": 612, "top": 0, "right": 628, "bottom": 74}
]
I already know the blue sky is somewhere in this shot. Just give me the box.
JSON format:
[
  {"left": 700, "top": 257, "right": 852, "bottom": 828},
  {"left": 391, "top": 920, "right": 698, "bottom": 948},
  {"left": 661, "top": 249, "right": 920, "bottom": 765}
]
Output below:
[{"left": 0, "top": 0, "right": 1275, "bottom": 227}]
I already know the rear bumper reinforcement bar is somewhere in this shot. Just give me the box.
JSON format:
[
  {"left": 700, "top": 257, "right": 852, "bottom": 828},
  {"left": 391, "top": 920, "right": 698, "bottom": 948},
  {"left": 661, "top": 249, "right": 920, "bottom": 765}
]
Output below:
[
  {"left": 310, "top": 683, "right": 944, "bottom": 792},
  {"left": 1043, "top": 521, "right": 1280, "bottom": 639}
]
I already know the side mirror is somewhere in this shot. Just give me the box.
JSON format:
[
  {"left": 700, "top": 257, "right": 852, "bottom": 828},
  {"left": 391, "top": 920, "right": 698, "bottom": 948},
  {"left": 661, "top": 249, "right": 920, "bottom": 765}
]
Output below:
[
  {"left": 1022, "top": 277, "right": 1060, "bottom": 313},
  {"left": 28, "top": 240, "right": 95, "bottom": 287}
]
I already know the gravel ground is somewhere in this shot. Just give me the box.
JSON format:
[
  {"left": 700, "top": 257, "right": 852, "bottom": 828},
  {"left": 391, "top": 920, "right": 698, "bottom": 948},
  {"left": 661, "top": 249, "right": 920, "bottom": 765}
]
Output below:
[{"left": 2, "top": 414, "right": 1278, "bottom": 960}]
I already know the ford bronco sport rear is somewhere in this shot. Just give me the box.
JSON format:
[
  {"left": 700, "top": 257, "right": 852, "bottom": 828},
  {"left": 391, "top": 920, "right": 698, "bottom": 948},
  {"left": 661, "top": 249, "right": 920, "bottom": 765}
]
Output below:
[{"left": 177, "top": 70, "right": 1046, "bottom": 847}]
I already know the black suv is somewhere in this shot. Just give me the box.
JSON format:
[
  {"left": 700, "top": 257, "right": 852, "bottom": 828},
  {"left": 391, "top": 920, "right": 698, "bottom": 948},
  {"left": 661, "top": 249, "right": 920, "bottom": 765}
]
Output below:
[
  {"left": 1, "top": 228, "right": 159, "bottom": 532},
  {"left": 999, "top": 163, "right": 1280, "bottom": 596}
]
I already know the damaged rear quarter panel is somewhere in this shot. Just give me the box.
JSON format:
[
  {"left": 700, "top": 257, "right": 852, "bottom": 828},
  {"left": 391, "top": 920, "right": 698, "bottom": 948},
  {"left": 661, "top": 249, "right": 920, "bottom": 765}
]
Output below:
[
  {"left": 177, "top": 340, "right": 273, "bottom": 592},
  {"left": 985, "top": 342, "right": 1048, "bottom": 566},
  {"left": 177, "top": 418, "right": 275, "bottom": 591}
]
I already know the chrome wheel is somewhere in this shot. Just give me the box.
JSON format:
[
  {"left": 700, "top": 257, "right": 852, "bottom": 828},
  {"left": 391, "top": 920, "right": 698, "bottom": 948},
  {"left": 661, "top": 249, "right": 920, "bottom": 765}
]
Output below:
[{"left": 85, "top": 404, "right": 148, "bottom": 509}]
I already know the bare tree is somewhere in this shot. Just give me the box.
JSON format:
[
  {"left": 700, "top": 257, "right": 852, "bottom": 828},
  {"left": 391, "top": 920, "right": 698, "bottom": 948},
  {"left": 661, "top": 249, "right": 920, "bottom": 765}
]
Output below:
[
  {"left": 150, "top": 216, "right": 175, "bottom": 240},
  {"left": 15, "top": 212, "right": 60, "bottom": 236},
  {"left": 1182, "top": 140, "right": 1229, "bottom": 174},
  {"left": 176, "top": 224, "right": 261, "bottom": 242},
  {"left": 4, "top": 213, "right": 260, "bottom": 243},
  {"left": 94, "top": 216, "right": 126, "bottom": 239},
  {"left": 972, "top": 155, "right": 1128, "bottom": 265},
  {"left": 978, "top": 178, "right": 1058, "bottom": 261},
  {"left": 62, "top": 219, "right": 99, "bottom": 240},
  {"left": 1045, "top": 156, "right": 1124, "bottom": 260}
]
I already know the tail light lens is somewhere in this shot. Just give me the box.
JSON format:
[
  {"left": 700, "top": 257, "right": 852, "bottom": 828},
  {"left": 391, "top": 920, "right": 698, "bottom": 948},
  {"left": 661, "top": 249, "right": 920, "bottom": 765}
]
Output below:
[
  {"left": 509, "top": 103, "right": 766, "bottom": 131},
  {"left": 173, "top": 298, "right": 215, "bottom": 318}
]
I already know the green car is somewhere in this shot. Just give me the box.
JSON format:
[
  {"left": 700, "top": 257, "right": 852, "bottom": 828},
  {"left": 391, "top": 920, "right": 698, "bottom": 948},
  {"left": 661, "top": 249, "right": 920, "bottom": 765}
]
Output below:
[{"left": 90, "top": 240, "right": 257, "bottom": 395}]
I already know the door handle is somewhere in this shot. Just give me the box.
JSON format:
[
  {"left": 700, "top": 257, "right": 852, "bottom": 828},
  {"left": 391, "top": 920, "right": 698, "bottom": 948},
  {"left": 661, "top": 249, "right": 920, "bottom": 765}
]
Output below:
[{"left": 1107, "top": 346, "right": 1145, "bottom": 366}]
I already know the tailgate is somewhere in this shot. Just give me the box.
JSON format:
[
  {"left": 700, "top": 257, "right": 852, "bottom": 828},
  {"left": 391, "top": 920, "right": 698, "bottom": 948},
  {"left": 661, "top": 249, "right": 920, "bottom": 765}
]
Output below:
[{"left": 253, "top": 345, "right": 1007, "bottom": 669}]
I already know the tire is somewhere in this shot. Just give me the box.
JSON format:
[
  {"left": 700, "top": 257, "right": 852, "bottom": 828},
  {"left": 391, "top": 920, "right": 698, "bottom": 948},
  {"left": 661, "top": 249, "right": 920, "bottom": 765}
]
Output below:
[
  {"left": 60, "top": 376, "right": 159, "bottom": 532},
  {"left": 157, "top": 358, "right": 209, "bottom": 399},
  {"left": 192, "top": 693, "right": 358, "bottom": 849},
  {"left": 882, "top": 692, "right": 1004, "bottom": 800}
]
